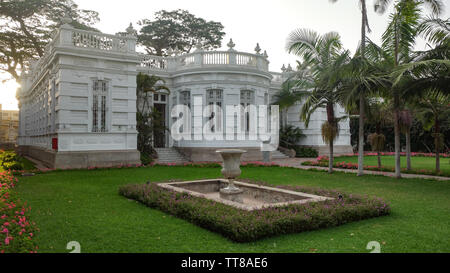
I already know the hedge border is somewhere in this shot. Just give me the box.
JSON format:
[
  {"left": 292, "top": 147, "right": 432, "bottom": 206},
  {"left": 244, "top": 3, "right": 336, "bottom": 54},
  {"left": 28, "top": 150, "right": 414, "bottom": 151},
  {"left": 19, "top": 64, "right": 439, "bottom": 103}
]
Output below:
[{"left": 119, "top": 179, "right": 390, "bottom": 242}]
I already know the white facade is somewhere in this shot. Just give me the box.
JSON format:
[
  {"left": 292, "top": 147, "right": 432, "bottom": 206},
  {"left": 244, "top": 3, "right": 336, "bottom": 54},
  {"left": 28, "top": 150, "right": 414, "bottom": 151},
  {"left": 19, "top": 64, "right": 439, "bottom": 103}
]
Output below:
[{"left": 17, "top": 23, "right": 351, "bottom": 167}]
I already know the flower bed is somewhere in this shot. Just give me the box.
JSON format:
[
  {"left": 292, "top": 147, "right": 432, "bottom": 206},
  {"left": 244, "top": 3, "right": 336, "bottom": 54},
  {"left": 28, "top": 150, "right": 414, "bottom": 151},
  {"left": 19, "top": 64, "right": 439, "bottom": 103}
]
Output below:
[
  {"left": 338, "top": 152, "right": 450, "bottom": 158},
  {"left": 302, "top": 156, "right": 449, "bottom": 177},
  {"left": 0, "top": 170, "right": 39, "bottom": 253},
  {"left": 9, "top": 161, "right": 291, "bottom": 175},
  {"left": 119, "top": 180, "right": 390, "bottom": 242}
]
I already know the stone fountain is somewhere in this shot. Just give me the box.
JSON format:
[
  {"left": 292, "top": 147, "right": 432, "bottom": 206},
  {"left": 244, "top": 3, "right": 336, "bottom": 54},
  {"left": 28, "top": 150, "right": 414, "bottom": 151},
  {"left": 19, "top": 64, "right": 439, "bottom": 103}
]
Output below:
[
  {"left": 216, "top": 149, "right": 246, "bottom": 203},
  {"left": 157, "top": 149, "right": 332, "bottom": 211}
]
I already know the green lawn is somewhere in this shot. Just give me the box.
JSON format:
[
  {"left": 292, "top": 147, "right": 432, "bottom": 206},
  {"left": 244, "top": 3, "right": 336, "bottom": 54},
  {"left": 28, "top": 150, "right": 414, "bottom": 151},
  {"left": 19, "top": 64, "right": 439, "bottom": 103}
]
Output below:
[
  {"left": 15, "top": 166, "right": 450, "bottom": 253},
  {"left": 334, "top": 155, "right": 450, "bottom": 176}
]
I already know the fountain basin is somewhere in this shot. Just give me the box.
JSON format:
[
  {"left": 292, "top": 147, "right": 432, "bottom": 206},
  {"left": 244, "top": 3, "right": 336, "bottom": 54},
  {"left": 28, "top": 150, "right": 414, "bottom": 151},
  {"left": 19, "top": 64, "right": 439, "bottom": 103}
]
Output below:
[{"left": 157, "top": 179, "right": 333, "bottom": 211}]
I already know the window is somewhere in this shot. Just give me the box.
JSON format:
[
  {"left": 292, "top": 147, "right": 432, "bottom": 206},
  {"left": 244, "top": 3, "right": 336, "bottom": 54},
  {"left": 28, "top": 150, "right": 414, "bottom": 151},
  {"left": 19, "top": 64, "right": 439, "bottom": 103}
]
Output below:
[
  {"left": 92, "top": 80, "right": 108, "bottom": 132},
  {"left": 240, "top": 90, "right": 255, "bottom": 132},
  {"left": 180, "top": 91, "right": 191, "bottom": 108},
  {"left": 206, "top": 89, "right": 223, "bottom": 132}
]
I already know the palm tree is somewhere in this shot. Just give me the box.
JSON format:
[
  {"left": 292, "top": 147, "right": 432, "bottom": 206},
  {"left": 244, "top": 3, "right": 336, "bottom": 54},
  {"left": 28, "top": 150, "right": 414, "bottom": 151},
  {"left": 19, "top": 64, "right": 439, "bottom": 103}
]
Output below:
[
  {"left": 375, "top": 0, "right": 421, "bottom": 178},
  {"left": 329, "top": 0, "right": 374, "bottom": 176},
  {"left": 374, "top": 0, "right": 445, "bottom": 178},
  {"left": 272, "top": 73, "right": 309, "bottom": 129},
  {"left": 331, "top": 0, "right": 444, "bottom": 177},
  {"left": 366, "top": 99, "right": 388, "bottom": 169},
  {"left": 415, "top": 90, "right": 450, "bottom": 173},
  {"left": 136, "top": 73, "right": 170, "bottom": 114},
  {"left": 286, "top": 29, "right": 350, "bottom": 173},
  {"left": 398, "top": 109, "right": 414, "bottom": 170}
]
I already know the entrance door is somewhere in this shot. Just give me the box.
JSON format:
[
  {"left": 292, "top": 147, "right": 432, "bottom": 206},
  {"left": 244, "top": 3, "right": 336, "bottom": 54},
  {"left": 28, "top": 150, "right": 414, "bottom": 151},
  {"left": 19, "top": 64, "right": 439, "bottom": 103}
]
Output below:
[{"left": 153, "top": 103, "right": 166, "bottom": 148}]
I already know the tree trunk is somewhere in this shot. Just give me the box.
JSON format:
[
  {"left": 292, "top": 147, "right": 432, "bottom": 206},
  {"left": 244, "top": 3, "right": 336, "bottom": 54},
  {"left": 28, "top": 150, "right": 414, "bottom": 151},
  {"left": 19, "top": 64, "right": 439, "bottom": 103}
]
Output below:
[
  {"left": 377, "top": 151, "right": 382, "bottom": 169},
  {"left": 393, "top": 108, "right": 402, "bottom": 178},
  {"left": 358, "top": 95, "right": 365, "bottom": 176},
  {"left": 329, "top": 141, "right": 334, "bottom": 174},
  {"left": 406, "top": 127, "right": 411, "bottom": 170},
  {"left": 358, "top": 0, "right": 368, "bottom": 177},
  {"left": 435, "top": 119, "right": 440, "bottom": 173}
]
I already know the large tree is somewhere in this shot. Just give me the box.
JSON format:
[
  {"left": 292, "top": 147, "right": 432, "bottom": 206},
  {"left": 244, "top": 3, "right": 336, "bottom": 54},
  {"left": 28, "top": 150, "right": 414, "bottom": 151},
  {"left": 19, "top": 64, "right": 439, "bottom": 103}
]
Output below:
[
  {"left": 138, "top": 9, "right": 225, "bottom": 56},
  {"left": 330, "top": 0, "right": 374, "bottom": 176},
  {"left": 381, "top": 0, "right": 445, "bottom": 178},
  {"left": 0, "top": 0, "right": 99, "bottom": 82},
  {"left": 415, "top": 90, "right": 450, "bottom": 173},
  {"left": 330, "top": 0, "right": 444, "bottom": 177},
  {"left": 286, "top": 29, "right": 351, "bottom": 173}
]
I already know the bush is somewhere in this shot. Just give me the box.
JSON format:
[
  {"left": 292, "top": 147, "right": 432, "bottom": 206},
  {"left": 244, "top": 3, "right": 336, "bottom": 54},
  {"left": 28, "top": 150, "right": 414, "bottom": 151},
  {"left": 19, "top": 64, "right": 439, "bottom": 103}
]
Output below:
[
  {"left": 140, "top": 153, "right": 153, "bottom": 166},
  {"left": 294, "top": 147, "right": 318, "bottom": 158},
  {"left": 119, "top": 180, "right": 390, "bottom": 242},
  {"left": 0, "top": 170, "right": 39, "bottom": 253},
  {"left": 280, "top": 125, "right": 305, "bottom": 149},
  {"left": 0, "top": 151, "right": 24, "bottom": 171}
]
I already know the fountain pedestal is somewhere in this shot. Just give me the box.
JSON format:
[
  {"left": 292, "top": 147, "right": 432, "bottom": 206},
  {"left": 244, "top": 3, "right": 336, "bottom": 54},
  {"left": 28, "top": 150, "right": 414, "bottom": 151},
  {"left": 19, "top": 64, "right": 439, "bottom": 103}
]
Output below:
[{"left": 216, "top": 149, "right": 246, "bottom": 203}]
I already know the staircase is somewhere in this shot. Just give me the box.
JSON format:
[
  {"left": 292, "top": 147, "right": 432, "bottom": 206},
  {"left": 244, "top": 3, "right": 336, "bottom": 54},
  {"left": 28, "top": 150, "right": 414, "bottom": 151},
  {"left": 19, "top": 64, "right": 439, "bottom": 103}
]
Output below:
[
  {"left": 271, "top": 150, "right": 290, "bottom": 159},
  {"left": 154, "top": 148, "right": 190, "bottom": 164}
]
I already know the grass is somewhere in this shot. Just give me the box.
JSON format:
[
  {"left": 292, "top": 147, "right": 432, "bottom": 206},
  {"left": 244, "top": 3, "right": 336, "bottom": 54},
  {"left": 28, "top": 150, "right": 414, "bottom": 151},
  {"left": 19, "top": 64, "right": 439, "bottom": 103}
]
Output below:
[
  {"left": 334, "top": 155, "right": 450, "bottom": 176},
  {"left": 15, "top": 166, "right": 450, "bottom": 253}
]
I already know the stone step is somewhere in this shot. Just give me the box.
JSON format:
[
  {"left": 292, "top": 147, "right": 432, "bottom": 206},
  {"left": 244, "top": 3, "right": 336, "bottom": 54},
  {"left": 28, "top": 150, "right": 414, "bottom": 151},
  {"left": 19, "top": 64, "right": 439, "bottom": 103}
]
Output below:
[
  {"left": 155, "top": 148, "right": 190, "bottom": 164},
  {"left": 271, "top": 150, "right": 289, "bottom": 159}
]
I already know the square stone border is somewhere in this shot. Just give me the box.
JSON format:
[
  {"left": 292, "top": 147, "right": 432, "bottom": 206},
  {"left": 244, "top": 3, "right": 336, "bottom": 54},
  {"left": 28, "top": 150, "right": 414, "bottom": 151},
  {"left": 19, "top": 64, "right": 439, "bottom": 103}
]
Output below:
[{"left": 157, "top": 179, "right": 334, "bottom": 211}]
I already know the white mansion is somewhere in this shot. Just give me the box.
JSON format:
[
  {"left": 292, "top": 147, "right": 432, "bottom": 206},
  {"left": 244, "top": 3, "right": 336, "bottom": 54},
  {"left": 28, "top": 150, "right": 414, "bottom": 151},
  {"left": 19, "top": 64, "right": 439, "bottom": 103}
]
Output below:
[{"left": 17, "top": 21, "right": 352, "bottom": 168}]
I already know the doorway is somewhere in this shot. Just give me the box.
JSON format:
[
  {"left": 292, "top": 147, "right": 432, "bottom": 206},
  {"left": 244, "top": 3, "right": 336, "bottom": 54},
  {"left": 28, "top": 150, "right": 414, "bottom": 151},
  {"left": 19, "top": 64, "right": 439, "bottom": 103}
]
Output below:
[{"left": 153, "top": 103, "right": 166, "bottom": 148}]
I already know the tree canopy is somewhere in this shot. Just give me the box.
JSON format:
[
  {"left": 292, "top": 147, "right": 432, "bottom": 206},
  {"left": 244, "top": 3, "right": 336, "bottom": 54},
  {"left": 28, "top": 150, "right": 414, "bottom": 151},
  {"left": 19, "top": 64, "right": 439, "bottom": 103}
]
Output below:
[
  {"left": 0, "top": 0, "right": 99, "bottom": 81},
  {"left": 137, "top": 9, "right": 225, "bottom": 56}
]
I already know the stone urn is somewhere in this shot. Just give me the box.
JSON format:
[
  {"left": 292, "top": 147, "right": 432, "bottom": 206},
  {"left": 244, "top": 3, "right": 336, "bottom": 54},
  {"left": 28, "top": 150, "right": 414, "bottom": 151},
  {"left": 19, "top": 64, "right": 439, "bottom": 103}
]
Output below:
[{"left": 216, "top": 149, "right": 246, "bottom": 203}]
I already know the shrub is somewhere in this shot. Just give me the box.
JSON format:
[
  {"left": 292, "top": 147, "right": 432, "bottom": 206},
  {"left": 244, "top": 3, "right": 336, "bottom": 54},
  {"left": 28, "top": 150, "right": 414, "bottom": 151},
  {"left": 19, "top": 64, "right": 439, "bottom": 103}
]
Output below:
[
  {"left": 280, "top": 125, "right": 305, "bottom": 149},
  {"left": 294, "top": 147, "right": 318, "bottom": 158},
  {"left": 140, "top": 153, "right": 153, "bottom": 166},
  {"left": 119, "top": 180, "right": 390, "bottom": 242},
  {"left": 0, "top": 170, "right": 39, "bottom": 253},
  {"left": 0, "top": 151, "right": 24, "bottom": 171}
]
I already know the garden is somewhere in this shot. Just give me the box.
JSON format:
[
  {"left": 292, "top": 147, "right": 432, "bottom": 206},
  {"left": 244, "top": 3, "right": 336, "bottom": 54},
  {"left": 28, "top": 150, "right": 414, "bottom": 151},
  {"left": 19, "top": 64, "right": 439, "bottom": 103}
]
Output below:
[{"left": 4, "top": 164, "right": 448, "bottom": 253}]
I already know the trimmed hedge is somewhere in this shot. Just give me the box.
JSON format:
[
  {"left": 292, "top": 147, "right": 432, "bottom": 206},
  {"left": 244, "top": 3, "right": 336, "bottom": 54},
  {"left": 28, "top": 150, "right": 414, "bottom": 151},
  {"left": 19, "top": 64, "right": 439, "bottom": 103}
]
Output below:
[
  {"left": 294, "top": 147, "right": 319, "bottom": 158},
  {"left": 119, "top": 180, "right": 390, "bottom": 242}
]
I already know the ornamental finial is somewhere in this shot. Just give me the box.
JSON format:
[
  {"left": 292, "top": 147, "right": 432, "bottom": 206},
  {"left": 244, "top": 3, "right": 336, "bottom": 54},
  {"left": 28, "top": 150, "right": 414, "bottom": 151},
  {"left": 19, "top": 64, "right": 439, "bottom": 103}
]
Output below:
[
  {"left": 281, "top": 64, "right": 286, "bottom": 72},
  {"left": 195, "top": 40, "right": 203, "bottom": 52},
  {"left": 61, "top": 12, "right": 72, "bottom": 26},
  {"left": 126, "top": 23, "right": 136, "bottom": 36},
  {"left": 227, "top": 38, "right": 236, "bottom": 51},
  {"left": 255, "top": 43, "right": 261, "bottom": 54},
  {"left": 263, "top": 50, "right": 268, "bottom": 58}
]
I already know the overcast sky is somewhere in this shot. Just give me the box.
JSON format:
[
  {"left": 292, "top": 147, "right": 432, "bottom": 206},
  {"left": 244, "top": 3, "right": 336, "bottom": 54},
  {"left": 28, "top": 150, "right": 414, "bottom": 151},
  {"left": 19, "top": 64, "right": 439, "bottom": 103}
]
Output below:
[{"left": 0, "top": 0, "right": 448, "bottom": 110}]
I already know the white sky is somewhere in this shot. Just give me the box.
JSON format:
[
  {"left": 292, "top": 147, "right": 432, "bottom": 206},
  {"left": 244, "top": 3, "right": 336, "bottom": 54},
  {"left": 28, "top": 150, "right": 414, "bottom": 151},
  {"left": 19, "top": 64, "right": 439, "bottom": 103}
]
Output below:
[{"left": 0, "top": 0, "right": 448, "bottom": 110}]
